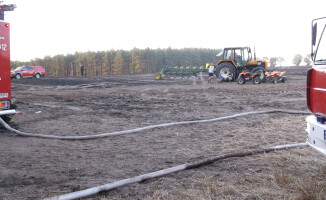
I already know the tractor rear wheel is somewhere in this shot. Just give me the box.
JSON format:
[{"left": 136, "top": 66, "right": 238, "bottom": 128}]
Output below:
[{"left": 216, "top": 62, "right": 236, "bottom": 81}]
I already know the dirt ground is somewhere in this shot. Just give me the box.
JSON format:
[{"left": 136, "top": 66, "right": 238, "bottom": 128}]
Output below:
[{"left": 1, "top": 66, "right": 326, "bottom": 200}]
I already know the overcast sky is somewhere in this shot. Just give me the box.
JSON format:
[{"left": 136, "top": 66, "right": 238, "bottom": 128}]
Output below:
[{"left": 3, "top": 0, "right": 326, "bottom": 65}]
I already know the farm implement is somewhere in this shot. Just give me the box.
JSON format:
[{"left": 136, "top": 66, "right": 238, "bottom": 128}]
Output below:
[
  {"left": 265, "top": 70, "right": 287, "bottom": 84},
  {"left": 237, "top": 70, "right": 262, "bottom": 85},
  {"left": 155, "top": 65, "right": 208, "bottom": 80}
]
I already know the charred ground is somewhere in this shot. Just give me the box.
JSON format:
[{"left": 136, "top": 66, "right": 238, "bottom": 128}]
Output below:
[{"left": 1, "top": 66, "right": 326, "bottom": 200}]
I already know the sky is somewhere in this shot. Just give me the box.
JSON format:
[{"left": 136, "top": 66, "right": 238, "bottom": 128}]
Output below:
[{"left": 2, "top": 0, "right": 326, "bottom": 65}]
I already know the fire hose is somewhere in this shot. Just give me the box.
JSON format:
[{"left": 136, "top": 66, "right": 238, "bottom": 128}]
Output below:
[
  {"left": 45, "top": 142, "right": 308, "bottom": 200},
  {"left": 0, "top": 109, "right": 311, "bottom": 200},
  {"left": 0, "top": 109, "right": 310, "bottom": 140}
]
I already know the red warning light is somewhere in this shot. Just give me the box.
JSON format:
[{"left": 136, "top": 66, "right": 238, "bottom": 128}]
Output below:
[{"left": 5, "top": 24, "right": 9, "bottom": 27}]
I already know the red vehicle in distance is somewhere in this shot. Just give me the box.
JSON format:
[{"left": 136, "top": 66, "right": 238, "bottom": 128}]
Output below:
[{"left": 11, "top": 65, "right": 46, "bottom": 79}]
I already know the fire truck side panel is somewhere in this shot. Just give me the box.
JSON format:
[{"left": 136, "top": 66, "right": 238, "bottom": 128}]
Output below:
[
  {"left": 0, "top": 21, "right": 10, "bottom": 101},
  {"left": 307, "top": 65, "right": 326, "bottom": 117}
]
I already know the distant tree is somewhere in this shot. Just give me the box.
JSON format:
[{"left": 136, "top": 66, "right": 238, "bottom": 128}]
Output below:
[
  {"left": 278, "top": 57, "right": 285, "bottom": 67},
  {"left": 269, "top": 57, "right": 278, "bottom": 67},
  {"left": 303, "top": 54, "right": 312, "bottom": 67},
  {"left": 130, "top": 48, "right": 143, "bottom": 74},
  {"left": 292, "top": 54, "right": 303, "bottom": 66},
  {"left": 10, "top": 60, "right": 29, "bottom": 70},
  {"left": 113, "top": 51, "right": 124, "bottom": 75}
]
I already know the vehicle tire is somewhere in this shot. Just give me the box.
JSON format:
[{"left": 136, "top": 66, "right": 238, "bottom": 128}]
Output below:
[
  {"left": 155, "top": 73, "right": 161, "bottom": 80},
  {"left": 216, "top": 62, "right": 236, "bottom": 81},
  {"left": 237, "top": 77, "right": 246, "bottom": 85},
  {"left": 282, "top": 77, "right": 287, "bottom": 83},
  {"left": 35, "top": 73, "right": 41, "bottom": 79},
  {"left": 15, "top": 74, "right": 22, "bottom": 79},
  {"left": 250, "top": 67, "right": 266, "bottom": 81},
  {"left": 273, "top": 77, "right": 278, "bottom": 84},
  {"left": 253, "top": 77, "right": 262, "bottom": 85}
]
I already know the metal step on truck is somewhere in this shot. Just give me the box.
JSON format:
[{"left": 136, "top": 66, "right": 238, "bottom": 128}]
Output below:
[
  {"left": 306, "top": 17, "right": 326, "bottom": 156},
  {"left": 0, "top": 3, "right": 17, "bottom": 123}
]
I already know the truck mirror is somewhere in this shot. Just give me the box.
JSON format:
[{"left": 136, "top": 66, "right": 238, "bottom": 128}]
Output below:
[{"left": 312, "top": 22, "right": 317, "bottom": 46}]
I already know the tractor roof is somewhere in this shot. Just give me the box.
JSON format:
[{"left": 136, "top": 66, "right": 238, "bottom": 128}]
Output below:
[{"left": 223, "top": 47, "right": 250, "bottom": 50}]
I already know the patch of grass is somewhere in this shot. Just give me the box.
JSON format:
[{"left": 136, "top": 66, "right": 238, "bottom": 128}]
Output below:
[
  {"left": 295, "top": 179, "right": 326, "bottom": 200},
  {"left": 144, "top": 166, "right": 326, "bottom": 200}
]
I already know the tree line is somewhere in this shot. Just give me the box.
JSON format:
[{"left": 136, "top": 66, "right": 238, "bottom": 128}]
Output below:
[
  {"left": 11, "top": 48, "right": 222, "bottom": 77},
  {"left": 265, "top": 54, "right": 311, "bottom": 67}
]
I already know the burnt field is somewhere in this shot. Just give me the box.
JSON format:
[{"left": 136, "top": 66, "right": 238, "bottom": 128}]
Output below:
[{"left": 1, "top": 66, "right": 326, "bottom": 200}]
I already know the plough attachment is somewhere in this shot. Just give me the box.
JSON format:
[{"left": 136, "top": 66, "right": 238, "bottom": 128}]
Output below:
[{"left": 155, "top": 65, "right": 208, "bottom": 80}]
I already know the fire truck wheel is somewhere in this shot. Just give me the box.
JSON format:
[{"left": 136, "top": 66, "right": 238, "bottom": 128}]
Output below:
[
  {"left": 15, "top": 74, "right": 22, "bottom": 79},
  {"left": 282, "top": 77, "right": 287, "bottom": 83},
  {"left": 1, "top": 115, "right": 13, "bottom": 123},
  {"left": 35, "top": 73, "right": 41, "bottom": 79}
]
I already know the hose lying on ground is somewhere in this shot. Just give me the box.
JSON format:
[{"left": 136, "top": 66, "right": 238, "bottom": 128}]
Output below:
[
  {"left": 0, "top": 109, "right": 310, "bottom": 140},
  {"left": 0, "top": 110, "right": 310, "bottom": 199},
  {"left": 45, "top": 142, "right": 308, "bottom": 200}
]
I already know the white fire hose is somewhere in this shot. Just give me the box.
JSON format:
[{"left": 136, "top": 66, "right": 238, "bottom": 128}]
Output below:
[
  {"left": 0, "top": 109, "right": 310, "bottom": 140},
  {"left": 0, "top": 109, "right": 311, "bottom": 200}
]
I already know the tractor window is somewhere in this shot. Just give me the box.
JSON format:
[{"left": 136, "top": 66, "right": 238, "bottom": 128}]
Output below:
[
  {"left": 224, "top": 50, "right": 232, "bottom": 59},
  {"left": 242, "top": 48, "right": 249, "bottom": 62},
  {"left": 234, "top": 49, "right": 242, "bottom": 66}
]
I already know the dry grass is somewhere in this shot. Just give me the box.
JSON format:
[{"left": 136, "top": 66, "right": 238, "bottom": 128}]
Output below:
[
  {"left": 144, "top": 173, "right": 326, "bottom": 200},
  {"left": 144, "top": 150, "right": 326, "bottom": 200}
]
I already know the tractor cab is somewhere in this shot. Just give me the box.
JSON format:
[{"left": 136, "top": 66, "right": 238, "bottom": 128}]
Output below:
[{"left": 221, "top": 47, "right": 252, "bottom": 67}]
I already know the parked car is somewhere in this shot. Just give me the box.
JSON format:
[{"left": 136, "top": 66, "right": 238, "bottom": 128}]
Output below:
[{"left": 11, "top": 65, "right": 46, "bottom": 79}]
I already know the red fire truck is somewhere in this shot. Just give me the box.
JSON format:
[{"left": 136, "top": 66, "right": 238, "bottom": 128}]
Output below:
[
  {"left": 306, "top": 17, "right": 326, "bottom": 156},
  {"left": 0, "top": 4, "right": 16, "bottom": 122}
]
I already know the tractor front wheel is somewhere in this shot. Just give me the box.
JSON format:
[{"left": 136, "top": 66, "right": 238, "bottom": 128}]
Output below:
[{"left": 216, "top": 62, "right": 236, "bottom": 81}]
